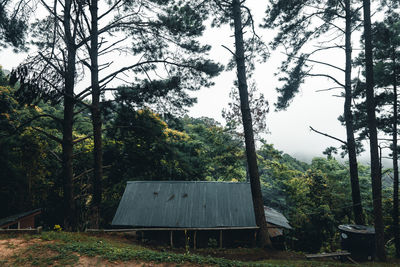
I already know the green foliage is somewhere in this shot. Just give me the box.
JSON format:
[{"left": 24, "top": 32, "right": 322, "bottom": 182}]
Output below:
[
  {"left": 352, "top": 12, "right": 400, "bottom": 140},
  {"left": 182, "top": 116, "right": 246, "bottom": 181},
  {"left": 0, "top": 76, "right": 384, "bottom": 253},
  {"left": 257, "top": 145, "right": 376, "bottom": 253},
  {"left": 0, "top": 1, "right": 29, "bottom": 49},
  {"left": 0, "top": 73, "right": 57, "bottom": 219},
  {"left": 275, "top": 56, "right": 307, "bottom": 111},
  {"left": 0, "top": 77, "right": 386, "bottom": 253},
  {"left": 101, "top": 110, "right": 247, "bottom": 226},
  {"left": 158, "top": 4, "right": 206, "bottom": 37},
  {"left": 0, "top": 67, "right": 94, "bottom": 227},
  {"left": 208, "top": 238, "right": 218, "bottom": 248},
  {"left": 259, "top": 144, "right": 303, "bottom": 211}
]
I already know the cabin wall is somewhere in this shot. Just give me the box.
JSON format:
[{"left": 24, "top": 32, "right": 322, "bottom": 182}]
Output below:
[
  {"left": 19, "top": 216, "right": 35, "bottom": 229},
  {"left": 139, "top": 229, "right": 257, "bottom": 248}
]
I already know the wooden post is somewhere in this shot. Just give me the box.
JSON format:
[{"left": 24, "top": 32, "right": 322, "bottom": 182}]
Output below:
[
  {"left": 219, "top": 230, "right": 223, "bottom": 248},
  {"left": 193, "top": 230, "right": 197, "bottom": 250},
  {"left": 253, "top": 229, "right": 257, "bottom": 247},
  {"left": 170, "top": 230, "right": 174, "bottom": 248},
  {"left": 139, "top": 231, "right": 143, "bottom": 242},
  {"left": 184, "top": 230, "right": 188, "bottom": 251}
]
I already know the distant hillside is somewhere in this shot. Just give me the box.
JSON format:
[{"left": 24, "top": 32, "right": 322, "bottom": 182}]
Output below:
[
  {"left": 280, "top": 153, "right": 310, "bottom": 172},
  {"left": 2, "top": 69, "right": 10, "bottom": 75}
]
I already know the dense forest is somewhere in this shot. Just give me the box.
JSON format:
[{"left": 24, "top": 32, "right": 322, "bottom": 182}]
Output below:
[{"left": 1, "top": 0, "right": 400, "bottom": 261}]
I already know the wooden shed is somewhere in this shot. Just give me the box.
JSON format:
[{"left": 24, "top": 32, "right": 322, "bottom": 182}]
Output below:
[
  {"left": 112, "top": 181, "right": 291, "bottom": 248},
  {"left": 0, "top": 209, "right": 41, "bottom": 229}
]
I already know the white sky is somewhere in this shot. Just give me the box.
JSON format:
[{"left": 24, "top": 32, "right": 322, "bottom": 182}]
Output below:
[
  {"left": 0, "top": 1, "right": 389, "bottom": 165},
  {"left": 189, "top": 2, "right": 349, "bottom": 162}
]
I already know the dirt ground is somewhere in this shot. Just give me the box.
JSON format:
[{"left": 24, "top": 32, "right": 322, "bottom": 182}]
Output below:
[
  {"left": 2, "top": 233, "right": 397, "bottom": 267},
  {"left": 77, "top": 256, "right": 207, "bottom": 267},
  {"left": 0, "top": 238, "right": 43, "bottom": 259},
  {"left": 0, "top": 236, "right": 212, "bottom": 267}
]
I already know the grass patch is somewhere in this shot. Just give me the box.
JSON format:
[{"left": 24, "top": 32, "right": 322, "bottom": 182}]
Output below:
[
  {"left": 2, "top": 232, "right": 395, "bottom": 267},
  {"left": 11, "top": 243, "right": 79, "bottom": 267},
  {"left": 39, "top": 232, "right": 286, "bottom": 267}
]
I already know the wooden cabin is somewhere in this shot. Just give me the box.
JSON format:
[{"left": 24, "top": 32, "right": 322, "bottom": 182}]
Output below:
[
  {"left": 112, "top": 181, "right": 291, "bottom": 248},
  {"left": 0, "top": 209, "right": 41, "bottom": 229}
]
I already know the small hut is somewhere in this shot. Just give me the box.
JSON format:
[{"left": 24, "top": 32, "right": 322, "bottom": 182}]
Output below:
[
  {"left": 264, "top": 206, "right": 292, "bottom": 248},
  {"left": 0, "top": 209, "right": 41, "bottom": 229},
  {"left": 112, "top": 181, "right": 290, "bottom": 248}
]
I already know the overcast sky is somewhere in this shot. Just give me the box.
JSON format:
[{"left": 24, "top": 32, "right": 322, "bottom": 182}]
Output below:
[
  {"left": 0, "top": 1, "right": 387, "bottom": 164},
  {"left": 189, "top": 2, "right": 351, "bottom": 163}
]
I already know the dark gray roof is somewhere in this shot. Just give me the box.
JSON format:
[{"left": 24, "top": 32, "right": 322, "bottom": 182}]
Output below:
[
  {"left": 338, "top": 224, "right": 375, "bottom": 234},
  {"left": 112, "top": 181, "right": 257, "bottom": 228},
  {"left": 0, "top": 209, "right": 41, "bottom": 227},
  {"left": 264, "top": 206, "right": 292, "bottom": 229}
]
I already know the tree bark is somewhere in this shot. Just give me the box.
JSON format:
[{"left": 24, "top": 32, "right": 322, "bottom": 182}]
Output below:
[
  {"left": 62, "top": 0, "right": 77, "bottom": 230},
  {"left": 231, "top": 0, "right": 272, "bottom": 248},
  {"left": 362, "top": 0, "right": 386, "bottom": 261},
  {"left": 344, "top": 0, "right": 364, "bottom": 225},
  {"left": 89, "top": 0, "right": 102, "bottom": 229},
  {"left": 392, "top": 48, "right": 399, "bottom": 258}
]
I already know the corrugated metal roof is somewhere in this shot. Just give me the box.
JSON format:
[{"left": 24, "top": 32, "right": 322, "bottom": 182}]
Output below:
[
  {"left": 266, "top": 223, "right": 284, "bottom": 237},
  {"left": 112, "top": 181, "right": 257, "bottom": 228},
  {"left": 0, "top": 209, "right": 41, "bottom": 228},
  {"left": 264, "top": 206, "right": 292, "bottom": 229},
  {"left": 338, "top": 224, "right": 375, "bottom": 234}
]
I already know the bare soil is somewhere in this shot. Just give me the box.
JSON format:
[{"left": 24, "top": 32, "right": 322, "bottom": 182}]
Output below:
[
  {"left": 0, "top": 235, "right": 212, "bottom": 267},
  {"left": 77, "top": 257, "right": 209, "bottom": 267},
  {"left": 2, "top": 233, "right": 398, "bottom": 266},
  {"left": 0, "top": 238, "right": 43, "bottom": 259}
]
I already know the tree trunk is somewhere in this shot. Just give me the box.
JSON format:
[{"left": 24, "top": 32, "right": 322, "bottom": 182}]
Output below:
[
  {"left": 62, "top": 0, "right": 77, "bottom": 231},
  {"left": 62, "top": 89, "right": 75, "bottom": 230},
  {"left": 62, "top": 46, "right": 76, "bottom": 231},
  {"left": 392, "top": 49, "right": 399, "bottom": 258},
  {"left": 231, "top": 0, "right": 272, "bottom": 248},
  {"left": 344, "top": 0, "right": 364, "bottom": 225},
  {"left": 362, "top": 0, "right": 386, "bottom": 261},
  {"left": 89, "top": 0, "right": 102, "bottom": 229}
]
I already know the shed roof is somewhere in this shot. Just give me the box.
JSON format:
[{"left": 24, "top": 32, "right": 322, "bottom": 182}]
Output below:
[
  {"left": 0, "top": 209, "right": 41, "bottom": 228},
  {"left": 338, "top": 224, "right": 375, "bottom": 234},
  {"left": 112, "top": 181, "right": 257, "bottom": 228},
  {"left": 264, "top": 206, "right": 292, "bottom": 229}
]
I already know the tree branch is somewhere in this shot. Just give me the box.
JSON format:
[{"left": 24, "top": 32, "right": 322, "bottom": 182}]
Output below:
[
  {"left": 31, "top": 126, "right": 62, "bottom": 143},
  {"left": 285, "top": 52, "right": 345, "bottom": 72},
  {"left": 49, "top": 150, "right": 62, "bottom": 163},
  {"left": 306, "top": 73, "right": 345, "bottom": 88},
  {"left": 77, "top": 59, "right": 209, "bottom": 99},
  {"left": 72, "top": 134, "right": 93, "bottom": 144},
  {"left": 98, "top": 0, "right": 124, "bottom": 20},
  {"left": 316, "top": 86, "right": 343, "bottom": 92},
  {"left": 39, "top": 0, "right": 64, "bottom": 23},
  {"left": 309, "top": 126, "right": 347, "bottom": 145},
  {"left": 221, "top": 45, "right": 237, "bottom": 57},
  {"left": 73, "top": 165, "right": 111, "bottom": 181}
]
